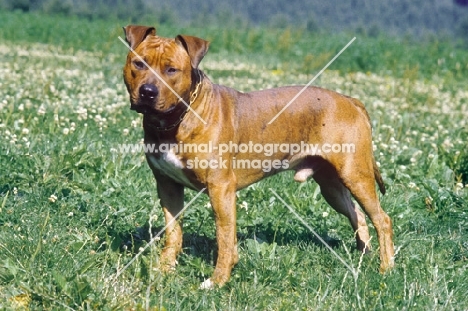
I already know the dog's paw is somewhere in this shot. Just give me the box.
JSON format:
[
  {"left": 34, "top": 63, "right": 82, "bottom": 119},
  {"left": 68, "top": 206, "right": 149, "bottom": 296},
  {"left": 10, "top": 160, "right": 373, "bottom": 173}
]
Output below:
[{"left": 199, "top": 278, "right": 215, "bottom": 290}]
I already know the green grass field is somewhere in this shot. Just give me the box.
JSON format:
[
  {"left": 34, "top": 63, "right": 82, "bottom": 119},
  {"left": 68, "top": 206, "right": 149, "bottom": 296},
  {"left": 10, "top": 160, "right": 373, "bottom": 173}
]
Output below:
[{"left": 1, "top": 11, "right": 467, "bottom": 310}]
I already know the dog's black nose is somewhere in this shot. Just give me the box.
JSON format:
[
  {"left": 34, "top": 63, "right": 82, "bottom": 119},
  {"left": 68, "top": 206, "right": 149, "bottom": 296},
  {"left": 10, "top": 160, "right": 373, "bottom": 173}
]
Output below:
[{"left": 139, "top": 84, "right": 158, "bottom": 102}]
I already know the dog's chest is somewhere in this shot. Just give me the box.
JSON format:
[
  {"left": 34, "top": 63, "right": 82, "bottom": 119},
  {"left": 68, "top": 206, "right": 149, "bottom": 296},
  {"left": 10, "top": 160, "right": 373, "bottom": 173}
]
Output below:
[{"left": 147, "top": 150, "right": 193, "bottom": 187}]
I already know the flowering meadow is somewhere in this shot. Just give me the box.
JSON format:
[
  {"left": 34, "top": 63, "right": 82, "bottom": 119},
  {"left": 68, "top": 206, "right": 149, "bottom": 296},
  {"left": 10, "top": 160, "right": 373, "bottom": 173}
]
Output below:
[{"left": 0, "top": 12, "right": 467, "bottom": 310}]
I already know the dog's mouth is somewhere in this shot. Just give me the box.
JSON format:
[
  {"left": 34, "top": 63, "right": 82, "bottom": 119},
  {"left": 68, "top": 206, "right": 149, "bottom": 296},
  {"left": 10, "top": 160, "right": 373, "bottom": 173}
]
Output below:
[
  {"left": 130, "top": 103, "right": 177, "bottom": 115},
  {"left": 130, "top": 104, "right": 150, "bottom": 114}
]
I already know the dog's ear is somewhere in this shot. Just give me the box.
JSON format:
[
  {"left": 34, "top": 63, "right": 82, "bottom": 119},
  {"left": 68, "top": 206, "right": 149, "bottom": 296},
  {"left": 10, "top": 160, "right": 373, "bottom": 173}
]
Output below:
[
  {"left": 123, "top": 25, "right": 156, "bottom": 50},
  {"left": 175, "top": 35, "right": 210, "bottom": 69}
]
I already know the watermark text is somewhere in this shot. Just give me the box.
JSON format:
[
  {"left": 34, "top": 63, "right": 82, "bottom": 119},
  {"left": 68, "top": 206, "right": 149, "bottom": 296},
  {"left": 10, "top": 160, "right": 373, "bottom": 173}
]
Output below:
[{"left": 116, "top": 141, "right": 356, "bottom": 156}]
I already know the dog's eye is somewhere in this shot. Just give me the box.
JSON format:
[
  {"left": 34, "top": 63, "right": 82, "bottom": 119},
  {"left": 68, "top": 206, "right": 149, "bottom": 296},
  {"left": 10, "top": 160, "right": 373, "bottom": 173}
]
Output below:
[
  {"left": 166, "top": 67, "right": 178, "bottom": 74},
  {"left": 133, "top": 61, "right": 146, "bottom": 70}
]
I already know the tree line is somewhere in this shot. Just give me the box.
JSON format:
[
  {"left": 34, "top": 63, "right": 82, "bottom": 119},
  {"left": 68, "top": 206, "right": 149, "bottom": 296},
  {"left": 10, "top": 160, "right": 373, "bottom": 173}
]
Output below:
[{"left": 2, "top": 0, "right": 468, "bottom": 40}]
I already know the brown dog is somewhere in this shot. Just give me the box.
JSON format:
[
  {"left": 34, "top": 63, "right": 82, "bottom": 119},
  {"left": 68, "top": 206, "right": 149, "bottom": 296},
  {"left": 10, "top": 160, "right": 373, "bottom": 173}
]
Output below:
[{"left": 122, "top": 25, "right": 394, "bottom": 288}]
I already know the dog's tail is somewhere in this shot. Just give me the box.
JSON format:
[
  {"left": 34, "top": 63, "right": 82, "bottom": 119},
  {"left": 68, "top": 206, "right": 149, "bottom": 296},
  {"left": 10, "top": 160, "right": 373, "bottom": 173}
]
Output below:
[
  {"left": 373, "top": 158, "right": 386, "bottom": 195},
  {"left": 350, "top": 97, "right": 386, "bottom": 195}
]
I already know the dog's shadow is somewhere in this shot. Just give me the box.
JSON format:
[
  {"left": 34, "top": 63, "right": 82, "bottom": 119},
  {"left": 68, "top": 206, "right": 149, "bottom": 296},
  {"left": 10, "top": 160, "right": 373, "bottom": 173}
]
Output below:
[{"left": 120, "top": 224, "right": 343, "bottom": 265}]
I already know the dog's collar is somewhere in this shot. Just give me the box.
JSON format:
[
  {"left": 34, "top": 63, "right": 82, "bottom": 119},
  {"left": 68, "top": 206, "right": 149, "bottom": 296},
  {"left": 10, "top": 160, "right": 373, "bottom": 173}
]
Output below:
[{"left": 155, "top": 69, "right": 204, "bottom": 132}]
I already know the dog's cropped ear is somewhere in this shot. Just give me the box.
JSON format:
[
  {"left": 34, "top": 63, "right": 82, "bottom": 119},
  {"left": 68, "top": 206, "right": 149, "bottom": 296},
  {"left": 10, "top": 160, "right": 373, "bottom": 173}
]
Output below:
[
  {"left": 175, "top": 35, "right": 210, "bottom": 69},
  {"left": 123, "top": 25, "right": 156, "bottom": 50}
]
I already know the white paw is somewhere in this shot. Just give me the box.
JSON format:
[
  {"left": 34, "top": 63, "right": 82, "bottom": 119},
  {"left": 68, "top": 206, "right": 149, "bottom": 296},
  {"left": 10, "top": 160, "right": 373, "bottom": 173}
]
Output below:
[{"left": 199, "top": 278, "right": 215, "bottom": 290}]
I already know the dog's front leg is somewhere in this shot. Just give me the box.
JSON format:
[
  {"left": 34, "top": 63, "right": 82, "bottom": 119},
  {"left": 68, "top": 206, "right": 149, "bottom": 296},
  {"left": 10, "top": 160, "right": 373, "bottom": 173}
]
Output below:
[
  {"left": 203, "top": 179, "right": 239, "bottom": 288},
  {"left": 154, "top": 174, "right": 185, "bottom": 271}
]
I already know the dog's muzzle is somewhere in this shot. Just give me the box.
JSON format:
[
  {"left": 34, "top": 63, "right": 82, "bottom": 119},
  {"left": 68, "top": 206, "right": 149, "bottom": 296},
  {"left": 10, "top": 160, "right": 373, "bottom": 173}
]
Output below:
[{"left": 130, "top": 84, "right": 159, "bottom": 113}]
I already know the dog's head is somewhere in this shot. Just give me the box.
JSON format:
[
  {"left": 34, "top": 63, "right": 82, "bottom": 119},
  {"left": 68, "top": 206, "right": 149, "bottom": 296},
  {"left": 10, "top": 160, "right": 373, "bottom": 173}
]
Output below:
[{"left": 122, "top": 25, "right": 209, "bottom": 115}]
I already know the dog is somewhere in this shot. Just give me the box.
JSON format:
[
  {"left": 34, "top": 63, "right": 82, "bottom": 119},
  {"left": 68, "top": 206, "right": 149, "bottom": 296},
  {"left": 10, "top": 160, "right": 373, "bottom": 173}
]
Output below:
[{"left": 122, "top": 25, "right": 394, "bottom": 288}]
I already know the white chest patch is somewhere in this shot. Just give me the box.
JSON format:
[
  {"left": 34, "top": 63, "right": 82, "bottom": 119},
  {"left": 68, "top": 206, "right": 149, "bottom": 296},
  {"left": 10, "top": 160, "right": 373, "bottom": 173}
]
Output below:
[{"left": 147, "top": 149, "right": 194, "bottom": 187}]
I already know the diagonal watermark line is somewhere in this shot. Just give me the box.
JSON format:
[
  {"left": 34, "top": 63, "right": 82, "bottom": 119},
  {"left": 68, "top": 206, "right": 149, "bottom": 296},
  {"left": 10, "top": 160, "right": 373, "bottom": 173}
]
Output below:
[
  {"left": 269, "top": 188, "right": 356, "bottom": 277},
  {"left": 114, "top": 187, "right": 206, "bottom": 280},
  {"left": 267, "top": 37, "right": 356, "bottom": 125},
  {"left": 118, "top": 36, "right": 207, "bottom": 125}
]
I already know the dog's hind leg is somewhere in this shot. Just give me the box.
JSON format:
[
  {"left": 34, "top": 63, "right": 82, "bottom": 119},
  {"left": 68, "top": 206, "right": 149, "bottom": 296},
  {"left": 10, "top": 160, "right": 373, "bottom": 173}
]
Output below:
[
  {"left": 312, "top": 164, "right": 372, "bottom": 253},
  {"left": 340, "top": 174, "right": 395, "bottom": 272}
]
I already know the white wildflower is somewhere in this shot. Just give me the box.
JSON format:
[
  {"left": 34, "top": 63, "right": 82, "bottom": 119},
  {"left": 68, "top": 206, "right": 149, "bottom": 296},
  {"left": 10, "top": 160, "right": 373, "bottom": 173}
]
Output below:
[{"left": 240, "top": 201, "right": 248, "bottom": 210}]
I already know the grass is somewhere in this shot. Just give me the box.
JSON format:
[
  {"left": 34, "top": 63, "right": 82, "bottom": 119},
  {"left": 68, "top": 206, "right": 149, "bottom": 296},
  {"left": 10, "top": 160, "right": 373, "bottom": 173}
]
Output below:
[{"left": 0, "top": 11, "right": 467, "bottom": 310}]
